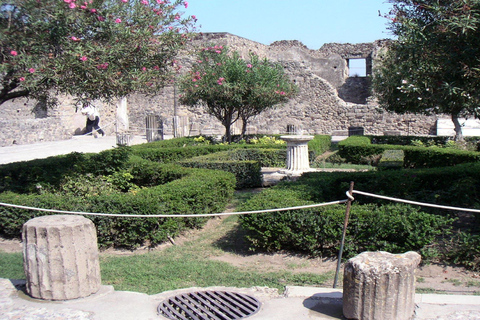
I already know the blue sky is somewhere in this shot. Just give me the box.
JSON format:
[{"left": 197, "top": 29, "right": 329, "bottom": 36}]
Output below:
[{"left": 184, "top": 0, "right": 394, "bottom": 50}]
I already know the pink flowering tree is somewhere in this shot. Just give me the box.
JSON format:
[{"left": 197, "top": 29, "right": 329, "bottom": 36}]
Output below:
[
  {"left": 0, "top": 0, "right": 195, "bottom": 107},
  {"left": 179, "top": 46, "right": 297, "bottom": 142}
]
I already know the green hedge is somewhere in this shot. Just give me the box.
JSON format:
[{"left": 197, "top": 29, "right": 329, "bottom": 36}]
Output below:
[
  {"left": 0, "top": 166, "right": 235, "bottom": 248},
  {"left": 338, "top": 136, "right": 480, "bottom": 168},
  {"left": 181, "top": 158, "right": 262, "bottom": 189},
  {"left": 0, "top": 146, "right": 236, "bottom": 249},
  {"left": 238, "top": 188, "right": 451, "bottom": 258},
  {"left": 294, "top": 162, "right": 480, "bottom": 209},
  {"left": 0, "top": 147, "right": 131, "bottom": 194},
  {"left": 308, "top": 135, "right": 331, "bottom": 157},
  {"left": 180, "top": 148, "right": 287, "bottom": 189}
]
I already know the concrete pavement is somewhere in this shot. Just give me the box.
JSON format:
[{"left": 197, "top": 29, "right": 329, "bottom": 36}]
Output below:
[
  {"left": 2, "top": 279, "right": 480, "bottom": 320},
  {"left": 0, "top": 135, "right": 148, "bottom": 165}
]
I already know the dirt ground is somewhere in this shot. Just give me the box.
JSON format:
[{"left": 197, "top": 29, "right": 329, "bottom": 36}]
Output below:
[{"left": 3, "top": 216, "right": 480, "bottom": 296}]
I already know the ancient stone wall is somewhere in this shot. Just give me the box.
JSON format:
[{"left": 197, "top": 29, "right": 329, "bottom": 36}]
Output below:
[{"left": 0, "top": 33, "right": 437, "bottom": 146}]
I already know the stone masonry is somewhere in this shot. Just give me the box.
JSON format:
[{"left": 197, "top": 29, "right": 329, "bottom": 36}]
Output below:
[
  {"left": 0, "top": 33, "right": 438, "bottom": 146},
  {"left": 22, "top": 215, "right": 101, "bottom": 300},
  {"left": 343, "top": 251, "right": 421, "bottom": 320}
]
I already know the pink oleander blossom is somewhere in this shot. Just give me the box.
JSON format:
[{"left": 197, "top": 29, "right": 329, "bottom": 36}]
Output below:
[
  {"left": 97, "top": 16, "right": 105, "bottom": 21},
  {"left": 247, "top": 64, "right": 252, "bottom": 68},
  {"left": 115, "top": 18, "right": 122, "bottom": 23},
  {"left": 184, "top": 1, "right": 188, "bottom": 8},
  {"left": 80, "top": 56, "right": 87, "bottom": 61},
  {"left": 64, "top": 0, "right": 72, "bottom": 3},
  {"left": 97, "top": 62, "right": 109, "bottom": 70},
  {"left": 71, "top": 36, "right": 80, "bottom": 41},
  {"left": 69, "top": 3, "right": 76, "bottom": 9},
  {"left": 10, "top": 50, "right": 17, "bottom": 56},
  {"left": 90, "top": 8, "right": 97, "bottom": 13},
  {"left": 19, "top": 77, "right": 25, "bottom": 81},
  {"left": 28, "top": 68, "right": 35, "bottom": 73}
]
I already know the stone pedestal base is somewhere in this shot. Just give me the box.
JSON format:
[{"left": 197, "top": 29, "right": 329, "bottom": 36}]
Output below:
[
  {"left": 22, "top": 215, "right": 101, "bottom": 300},
  {"left": 343, "top": 251, "right": 421, "bottom": 320},
  {"left": 280, "top": 135, "right": 314, "bottom": 174}
]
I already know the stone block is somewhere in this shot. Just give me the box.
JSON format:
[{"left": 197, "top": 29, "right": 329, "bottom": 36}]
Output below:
[
  {"left": 22, "top": 215, "right": 101, "bottom": 300},
  {"left": 343, "top": 251, "right": 421, "bottom": 320}
]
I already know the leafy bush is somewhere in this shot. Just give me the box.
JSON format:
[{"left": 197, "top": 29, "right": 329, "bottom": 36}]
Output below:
[
  {"left": 338, "top": 136, "right": 480, "bottom": 168},
  {"left": 239, "top": 187, "right": 452, "bottom": 258},
  {"left": 378, "top": 149, "right": 404, "bottom": 169},
  {"left": 181, "top": 157, "right": 262, "bottom": 189},
  {"left": 442, "top": 231, "right": 480, "bottom": 271},
  {"left": 308, "top": 135, "right": 331, "bottom": 157},
  {"left": 0, "top": 144, "right": 236, "bottom": 249}
]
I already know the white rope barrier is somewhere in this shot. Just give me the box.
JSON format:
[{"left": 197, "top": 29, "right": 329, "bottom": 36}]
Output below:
[
  {"left": 0, "top": 200, "right": 348, "bottom": 218},
  {"left": 352, "top": 190, "right": 480, "bottom": 213},
  {"left": 1, "top": 189, "right": 478, "bottom": 219}
]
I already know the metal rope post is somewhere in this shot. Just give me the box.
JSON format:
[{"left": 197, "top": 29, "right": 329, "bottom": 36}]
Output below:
[{"left": 333, "top": 181, "right": 355, "bottom": 288}]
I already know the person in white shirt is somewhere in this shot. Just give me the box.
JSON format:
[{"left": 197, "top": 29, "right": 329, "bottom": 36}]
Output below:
[{"left": 80, "top": 102, "right": 105, "bottom": 136}]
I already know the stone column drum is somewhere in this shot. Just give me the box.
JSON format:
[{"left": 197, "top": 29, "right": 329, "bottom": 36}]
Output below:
[
  {"left": 343, "top": 251, "right": 421, "bottom": 320},
  {"left": 280, "top": 135, "right": 314, "bottom": 174},
  {"left": 22, "top": 215, "right": 101, "bottom": 300}
]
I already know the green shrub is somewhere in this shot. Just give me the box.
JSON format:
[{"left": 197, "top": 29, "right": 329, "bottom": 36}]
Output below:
[
  {"left": 0, "top": 152, "right": 86, "bottom": 194},
  {"left": 442, "top": 231, "right": 480, "bottom": 271},
  {"left": 378, "top": 149, "right": 404, "bottom": 169},
  {"left": 239, "top": 188, "right": 451, "bottom": 258},
  {"left": 0, "top": 163, "right": 236, "bottom": 249},
  {"left": 308, "top": 135, "right": 331, "bottom": 157},
  {"left": 338, "top": 136, "right": 480, "bottom": 168},
  {"left": 181, "top": 158, "right": 262, "bottom": 189},
  {"left": 297, "top": 162, "right": 480, "bottom": 209}
]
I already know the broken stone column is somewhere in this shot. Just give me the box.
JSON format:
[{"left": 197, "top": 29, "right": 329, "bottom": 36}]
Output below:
[
  {"left": 22, "top": 215, "right": 101, "bottom": 300},
  {"left": 343, "top": 251, "right": 421, "bottom": 320}
]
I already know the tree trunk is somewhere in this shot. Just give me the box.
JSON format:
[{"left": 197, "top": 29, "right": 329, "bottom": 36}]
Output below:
[
  {"left": 240, "top": 116, "right": 248, "bottom": 139},
  {"left": 452, "top": 114, "right": 464, "bottom": 141}
]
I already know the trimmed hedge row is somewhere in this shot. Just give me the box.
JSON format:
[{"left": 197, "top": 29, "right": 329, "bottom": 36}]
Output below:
[
  {"left": 238, "top": 188, "right": 451, "bottom": 258},
  {"left": 293, "top": 162, "right": 480, "bottom": 209},
  {"left": 180, "top": 148, "right": 288, "bottom": 189},
  {"left": 338, "top": 136, "right": 480, "bottom": 168},
  {"left": 307, "top": 135, "right": 331, "bottom": 157},
  {"left": 0, "top": 149, "right": 236, "bottom": 249},
  {"left": 0, "top": 147, "right": 132, "bottom": 194}
]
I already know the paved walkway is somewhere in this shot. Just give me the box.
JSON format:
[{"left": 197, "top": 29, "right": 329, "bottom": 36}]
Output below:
[
  {"left": 1, "top": 136, "right": 480, "bottom": 319},
  {"left": 2, "top": 279, "right": 480, "bottom": 320},
  {"left": 0, "top": 135, "right": 148, "bottom": 165}
]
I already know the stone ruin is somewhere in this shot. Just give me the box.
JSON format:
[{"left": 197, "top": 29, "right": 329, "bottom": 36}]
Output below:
[{"left": 0, "top": 32, "right": 440, "bottom": 146}]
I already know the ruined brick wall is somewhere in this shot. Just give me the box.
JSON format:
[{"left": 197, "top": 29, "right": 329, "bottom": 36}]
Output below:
[{"left": 0, "top": 33, "right": 437, "bottom": 146}]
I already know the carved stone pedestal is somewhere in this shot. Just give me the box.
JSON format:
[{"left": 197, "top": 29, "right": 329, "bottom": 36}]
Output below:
[
  {"left": 22, "top": 215, "right": 101, "bottom": 300},
  {"left": 343, "top": 251, "right": 421, "bottom": 320},
  {"left": 280, "top": 135, "right": 314, "bottom": 175}
]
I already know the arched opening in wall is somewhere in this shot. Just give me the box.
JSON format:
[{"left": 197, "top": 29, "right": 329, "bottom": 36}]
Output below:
[{"left": 348, "top": 58, "right": 367, "bottom": 77}]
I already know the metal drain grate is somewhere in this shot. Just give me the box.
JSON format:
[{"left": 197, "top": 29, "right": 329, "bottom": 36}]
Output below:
[{"left": 158, "top": 290, "right": 262, "bottom": 320}]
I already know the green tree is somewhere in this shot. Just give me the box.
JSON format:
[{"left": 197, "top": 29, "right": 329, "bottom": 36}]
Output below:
[
  {"left": 0, "top": 0, "right": 195, "bottom": 107},
  {"left": 372, "top": 0, "right": 480, "bottom": 140},
  {"left": 179, "top": 45, "right": 297, "bottom": 142}
]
